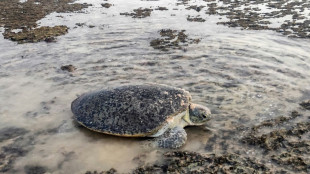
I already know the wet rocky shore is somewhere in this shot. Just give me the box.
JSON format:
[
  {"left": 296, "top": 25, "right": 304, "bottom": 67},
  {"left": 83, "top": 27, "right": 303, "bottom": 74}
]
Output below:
[
  {"left": 86, "top": 100, "right": 310, "bottom": 174},
  {"left": 1, "top": 0, "right": 309, "bottom": 44}
]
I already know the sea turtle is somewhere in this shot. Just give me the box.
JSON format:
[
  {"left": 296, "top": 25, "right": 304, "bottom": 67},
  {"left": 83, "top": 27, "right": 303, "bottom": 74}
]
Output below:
[{"left": 71, "top": 84, "right": 211, "bottom": 149}]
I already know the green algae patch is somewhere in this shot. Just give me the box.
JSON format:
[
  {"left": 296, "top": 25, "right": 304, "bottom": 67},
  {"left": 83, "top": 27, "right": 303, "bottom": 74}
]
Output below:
[{"left": 3, "top": 26, "right": 68, "bottom": 44}]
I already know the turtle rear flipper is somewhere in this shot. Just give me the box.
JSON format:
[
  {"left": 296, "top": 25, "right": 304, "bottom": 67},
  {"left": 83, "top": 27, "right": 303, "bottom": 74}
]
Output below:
[{"left": 148, "top": 127, "right": 187, "bottom": 149}]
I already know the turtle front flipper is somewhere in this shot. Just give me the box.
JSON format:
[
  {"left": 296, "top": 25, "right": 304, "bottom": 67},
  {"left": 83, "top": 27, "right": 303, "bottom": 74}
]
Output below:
[{"left": 147, "top": 127, "right": 187, "bottom": 149}]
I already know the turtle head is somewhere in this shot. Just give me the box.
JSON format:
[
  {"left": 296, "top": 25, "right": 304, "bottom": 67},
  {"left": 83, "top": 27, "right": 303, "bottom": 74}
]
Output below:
[{"left": 187, "top": 103, "right": 211, "bottom": 125}]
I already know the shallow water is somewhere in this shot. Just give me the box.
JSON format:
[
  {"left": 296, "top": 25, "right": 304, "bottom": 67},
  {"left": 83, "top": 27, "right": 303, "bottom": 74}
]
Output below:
[{"left": 0, "top": 0, "right": 310, "bottom": 173}]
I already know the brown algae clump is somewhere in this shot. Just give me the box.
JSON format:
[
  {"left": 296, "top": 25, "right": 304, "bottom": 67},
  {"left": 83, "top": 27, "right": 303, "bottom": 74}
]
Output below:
[
  {"left": 187, "top": 16, "right": 206, "bottom": 22},
  {"left": 201, "top": 0, "right": 310, "bottom": 38},
  {"left": 120, "top": 8, "right": 153, "bottom": 18},
  {"left": 185, "top": 5, "right": 205, "bottom": 12},
  {"left": 150, "top": 29, "right": 200, "bottom": 51},
  {"left": 241, "top": 111, "right": 309, "bottom": 151},
  {"left": 90, "top": 151, "right": 271, "bottom": 174},
  {"left": 85, "top": 168, "right": 117, "bottom": 174},
  {"left": 240, "top": 109, "right": 310, "bottom": 173},
  {"left": 0, "top": 0, "right": 90, "bottom": 43},
  {"left": 0, "top": 0, "right": 90, "bottom": 30},
  {"left": 3, "top": 26, "right": 68, "bottom": 43},
  {"left": 271, "top": 152, "right": 310, "bottom": 172}
]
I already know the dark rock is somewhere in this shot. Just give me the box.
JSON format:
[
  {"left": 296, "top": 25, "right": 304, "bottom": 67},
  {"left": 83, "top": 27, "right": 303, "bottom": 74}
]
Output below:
[
  {"left": 61, "top": 65, "right": 76, "bottom": 72},
  {"left": 155, "top": 7, "right": 168, "bottom": 11},
  {"left": 101, "top": 3, "right": 112, "bottom": 8},
  {"left": 300, "top": 100, "right": 310, "bottom": 110},
  {"left": 76, "top": 23, "right": 86, "bottom": 27},
  {"left": 24, "top": 165, "right": 47, "bottom": 174},
  {"left": 44, "top": 37, "right": 56, "bottom": 43}
]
